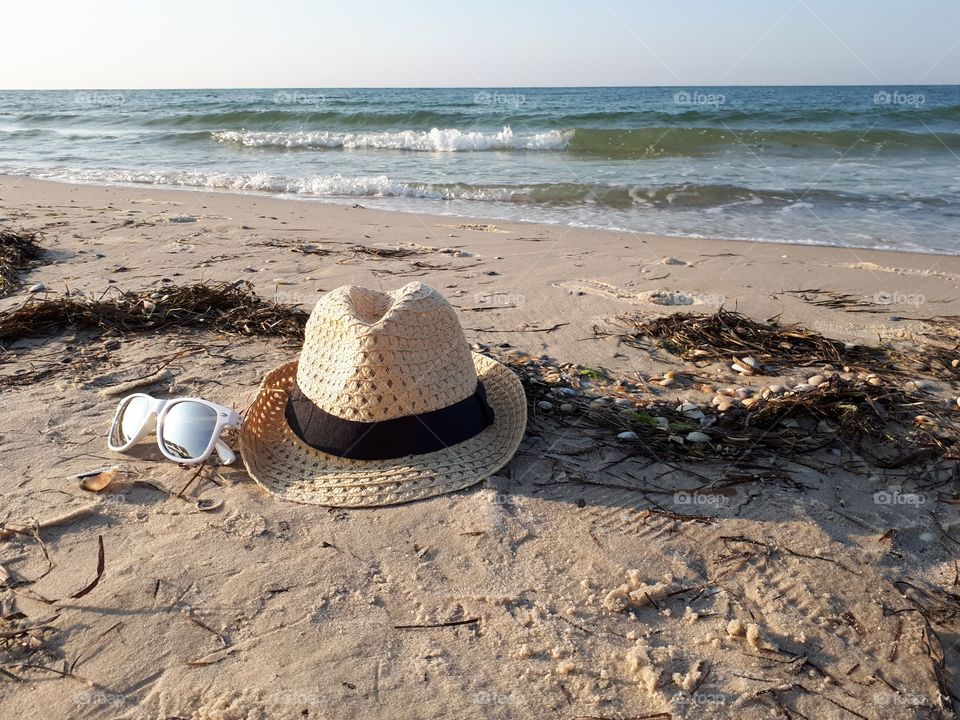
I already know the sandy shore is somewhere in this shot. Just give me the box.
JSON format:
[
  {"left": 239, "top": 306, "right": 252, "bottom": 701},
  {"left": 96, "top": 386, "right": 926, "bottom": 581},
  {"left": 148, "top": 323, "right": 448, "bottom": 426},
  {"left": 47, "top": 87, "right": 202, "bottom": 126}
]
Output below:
[{"left": 1, "top": 175, "right": 958, "bottom": 719}]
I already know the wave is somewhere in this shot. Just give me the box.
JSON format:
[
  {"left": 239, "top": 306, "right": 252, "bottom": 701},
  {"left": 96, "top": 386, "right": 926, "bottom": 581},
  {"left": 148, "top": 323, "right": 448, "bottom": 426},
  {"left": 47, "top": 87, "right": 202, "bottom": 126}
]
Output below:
[
  {"left": 565, "top": 127, "right": 960, "bottom": 157},
  {"left": 33, "top": 169, "right": 948, "bottom": 210},
  {"left": 211, "top": 127, "right": 572, "bottom": 152},
  {"left": 207, "top": 125, "right": 960, "bottom": 156}
]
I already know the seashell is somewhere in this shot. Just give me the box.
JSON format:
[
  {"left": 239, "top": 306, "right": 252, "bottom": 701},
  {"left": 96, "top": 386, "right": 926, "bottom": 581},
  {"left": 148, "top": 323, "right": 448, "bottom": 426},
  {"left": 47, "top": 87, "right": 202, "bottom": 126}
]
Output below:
[
  {"left": 731, "top": 362, "right": 752, "bottom": 375},
  {"left": 735, "top": 388, "right": 752, "bottom": 399},
  {"left": 807, "top": 374, "right": 827, "bottom": 386},
  {"left": 142, "top": 300, "right": 157, "bottom": 313},
  {"left": 951, "top": 359, "right": 959, "bottom": 368},
  {"left": 197, "top": 498, "right": 223, "bottom": 512},
  {"left": 741, "top": 356, "right": 760, "bottom": 369},
  {"left": 658, "top": 378, "right": 675, "bottom": 387},
  {"left": 914, "top": 415, "right": 931, "bottom": 425},
  {"left": 741, "top": 397, "right": 758, "bottom": 408},
  {"left": 676, "top": 402, "right": 699, "bottom": 413},
  {"left": 686, "top": 431, "right": 711, "bottom": 443},
  {"left": 28, "top": 283, "right": 45, "bottom": 293},
  {"left": 663, "top": 371, "right": 676, "bottom": 380},
  {"left": 617, "top": 431, "right": 639, "bottom": 441},
  {"left": 711, "top": 395, "right": 723, "bottom": 407},
  {"left": 78, "top": 466, "right": 118, "bottom": 492},
  {"left": 718, "top": 387, "right": 737, "bottom": 397},
  {"left": 867, "top": 376, "right": 883, "bottom": 387},
  {"left": 557, "top": 387, "right": 579, "bottom": 397},
  {"left": 717, "top": 401, "right": 733, "bottom": 412},
  {"left": 793, "top": 383, "right": 815, "bottom": 393}
]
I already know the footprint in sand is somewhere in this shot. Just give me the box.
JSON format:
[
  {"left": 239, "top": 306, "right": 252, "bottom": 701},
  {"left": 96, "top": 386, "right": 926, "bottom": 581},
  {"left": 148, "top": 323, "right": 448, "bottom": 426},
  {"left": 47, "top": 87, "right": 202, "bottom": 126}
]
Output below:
[{"left": 553, "top": 279, "right": 703, "bottom": 306}]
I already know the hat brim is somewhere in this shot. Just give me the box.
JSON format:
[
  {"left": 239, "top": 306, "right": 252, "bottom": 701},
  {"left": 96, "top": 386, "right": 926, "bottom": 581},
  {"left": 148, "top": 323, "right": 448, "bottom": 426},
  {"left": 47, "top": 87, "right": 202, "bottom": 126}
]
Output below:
[{"left": 239, "top": 353, "right": 527, "bottom": 507}]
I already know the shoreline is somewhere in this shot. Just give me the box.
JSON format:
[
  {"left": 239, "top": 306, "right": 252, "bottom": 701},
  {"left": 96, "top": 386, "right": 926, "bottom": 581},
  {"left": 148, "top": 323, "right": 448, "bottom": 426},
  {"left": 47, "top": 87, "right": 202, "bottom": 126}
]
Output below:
[
  {"left": 5, "top": 173, "right": 956, "bottom": 259},
  {"left": 5, "top": 173, "right": 960, "bottom": 259}
]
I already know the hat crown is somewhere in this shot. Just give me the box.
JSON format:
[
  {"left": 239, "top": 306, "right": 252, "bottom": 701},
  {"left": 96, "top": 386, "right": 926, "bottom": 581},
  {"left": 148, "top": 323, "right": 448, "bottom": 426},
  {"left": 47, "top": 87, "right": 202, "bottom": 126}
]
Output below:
[{"left": 295, "top": 283, "right": 477, "bottom": 422}]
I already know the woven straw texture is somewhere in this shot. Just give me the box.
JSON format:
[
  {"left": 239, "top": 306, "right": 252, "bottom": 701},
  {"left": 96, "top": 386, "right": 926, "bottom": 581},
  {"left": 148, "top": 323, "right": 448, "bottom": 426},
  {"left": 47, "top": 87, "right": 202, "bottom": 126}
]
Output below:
[
  {"left": 239, "top": 283, "right": 527, "bottom": 507},
  {"left": 296, "top": 283, "right": 477, "bottom": 421}
]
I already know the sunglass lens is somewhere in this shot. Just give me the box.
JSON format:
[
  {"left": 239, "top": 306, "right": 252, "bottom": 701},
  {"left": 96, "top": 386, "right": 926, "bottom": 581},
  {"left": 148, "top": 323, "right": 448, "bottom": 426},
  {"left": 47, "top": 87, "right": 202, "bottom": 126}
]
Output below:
[
  {"left": 112, "top": 395, "right": 152, "bottom": 446},
  {"left": 162, "top": 402, "right": 219, "bottom": 460}
]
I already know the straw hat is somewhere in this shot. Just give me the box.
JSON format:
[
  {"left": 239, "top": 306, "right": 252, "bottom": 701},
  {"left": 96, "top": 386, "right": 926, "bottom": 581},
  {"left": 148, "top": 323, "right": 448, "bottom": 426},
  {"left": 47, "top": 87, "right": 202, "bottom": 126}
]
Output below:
[{"left": 239, "top": 282, "right": 527, "bottom": 507}]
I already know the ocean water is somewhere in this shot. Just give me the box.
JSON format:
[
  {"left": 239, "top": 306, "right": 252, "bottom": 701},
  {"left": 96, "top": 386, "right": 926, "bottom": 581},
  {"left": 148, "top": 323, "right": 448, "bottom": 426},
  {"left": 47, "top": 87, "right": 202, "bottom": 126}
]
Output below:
[{"left": 1, "top": 86, "right": 958, "bottom": 253}]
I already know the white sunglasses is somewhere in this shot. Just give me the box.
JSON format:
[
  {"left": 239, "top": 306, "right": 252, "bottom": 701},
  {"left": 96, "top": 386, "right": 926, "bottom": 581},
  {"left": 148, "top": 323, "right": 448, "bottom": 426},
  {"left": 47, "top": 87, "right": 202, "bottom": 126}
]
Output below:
[{"left": 107, "top": 393, "right": 242, "bottom": 465}]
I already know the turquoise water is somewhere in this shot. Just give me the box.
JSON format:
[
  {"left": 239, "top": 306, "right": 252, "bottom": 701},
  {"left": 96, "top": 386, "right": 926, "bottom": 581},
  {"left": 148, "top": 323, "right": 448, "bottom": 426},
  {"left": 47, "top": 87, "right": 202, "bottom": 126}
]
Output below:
[{"left": 1, "top": 86, "right": 958, "bottom": 252}]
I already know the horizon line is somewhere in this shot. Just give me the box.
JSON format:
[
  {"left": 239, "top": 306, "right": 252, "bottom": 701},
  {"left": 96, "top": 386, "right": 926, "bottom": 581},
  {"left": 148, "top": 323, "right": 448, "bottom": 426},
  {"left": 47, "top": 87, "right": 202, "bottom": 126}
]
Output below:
[{"left": 2, "top": 82, "right": 958, "bottom": 92}]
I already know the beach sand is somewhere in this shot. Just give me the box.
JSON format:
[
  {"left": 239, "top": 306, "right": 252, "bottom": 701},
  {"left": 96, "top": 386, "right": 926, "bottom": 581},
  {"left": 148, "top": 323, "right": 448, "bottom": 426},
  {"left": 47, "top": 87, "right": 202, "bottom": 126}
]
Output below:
[{"left": 1, "top": 175, "right": 958, "bottom": 719}]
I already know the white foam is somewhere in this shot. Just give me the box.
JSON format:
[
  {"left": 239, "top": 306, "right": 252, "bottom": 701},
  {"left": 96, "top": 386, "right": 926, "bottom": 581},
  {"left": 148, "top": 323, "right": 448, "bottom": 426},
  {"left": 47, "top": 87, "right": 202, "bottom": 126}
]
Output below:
[
  {"left": 32, "top": 167, "right": 518, "bottom": 201},
  {"left": 210, "top": 126, "right": 572, "bottom": 152}
]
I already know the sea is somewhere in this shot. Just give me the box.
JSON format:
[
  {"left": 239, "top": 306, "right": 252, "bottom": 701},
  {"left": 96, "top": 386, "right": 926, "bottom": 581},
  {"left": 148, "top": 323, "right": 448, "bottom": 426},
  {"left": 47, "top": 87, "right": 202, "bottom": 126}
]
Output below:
[{"left": 1, "top": 86, "right": 958, "bottom": 253}]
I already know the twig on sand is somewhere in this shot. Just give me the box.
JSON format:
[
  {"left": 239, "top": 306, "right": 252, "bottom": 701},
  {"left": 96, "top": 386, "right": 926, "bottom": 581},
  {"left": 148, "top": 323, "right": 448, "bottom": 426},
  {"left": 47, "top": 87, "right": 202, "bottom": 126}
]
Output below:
[
  {"left": 467, "top": 323, "right": 569, "bottom": 334},
  {"left": 394, "top": 618, "right": 479, "bottom": 630},
  {"left": 0, "top": 505, "right": 98, "bottom": 540},
  {"left": 62, "top": 535, "right": 105, "bottom": 601}
]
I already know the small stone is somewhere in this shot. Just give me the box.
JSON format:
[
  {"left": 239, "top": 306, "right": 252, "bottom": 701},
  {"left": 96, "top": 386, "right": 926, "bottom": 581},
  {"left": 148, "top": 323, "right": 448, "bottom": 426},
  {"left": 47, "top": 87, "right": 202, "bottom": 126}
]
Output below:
[
  {"left": 653, "top": 417, "right": 670, "bottom": 430},
  {"left": 27, "top": 283, "right": 45, "bottom": 293},
  {"left": 537, "top": 401, "right": 554, "bottom": 412},
  {"left": 807, "top": 374, "right": 827, "bottom": 386},
  {"left": 658, "top": 378, "right": 675, "bottom": 387},
  {"left": 557, "top": 387, "right": 579, "bottom": 397},
  {"left": 952, "top": 359, "right": 960, "bottom": 368},
  {"left": 103, "top": 339, "right": 121, "bottom": 350},
  {"left": 793, "top": 383, "right": 815, "bottom": 393},
  {"left": 735, "top": 388, "right": 752, "bottom": 399},
  {"left": 142, "top": 300, "right": 156, "bottom": 313},
  {"left": 866, "top": 376, "right": 883, "bottom": 387},
  {"left": 560, "top": 403, "right": 574, "bottom": 413},
  {"left": 686, "top": 431, "right": 711, "bottom": 443},
  {"left": 242, "top": 266, "right": 257, "bottom": 273},
  {"left": 617, "top": 431, "right": 639, "bottom": 441}
]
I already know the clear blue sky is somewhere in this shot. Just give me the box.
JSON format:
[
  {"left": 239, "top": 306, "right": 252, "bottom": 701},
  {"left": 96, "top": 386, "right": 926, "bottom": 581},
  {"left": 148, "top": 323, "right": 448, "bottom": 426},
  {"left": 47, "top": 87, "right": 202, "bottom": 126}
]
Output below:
[{"left": 4, "top": 0, "right": 958, "bottom": 88}]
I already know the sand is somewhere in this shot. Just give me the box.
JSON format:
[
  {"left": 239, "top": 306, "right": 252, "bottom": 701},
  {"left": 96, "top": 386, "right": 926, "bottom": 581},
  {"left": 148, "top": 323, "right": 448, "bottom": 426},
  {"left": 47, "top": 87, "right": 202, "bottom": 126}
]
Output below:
[{"left": 1, "top": 175, "right": 958, "bottom": 719}]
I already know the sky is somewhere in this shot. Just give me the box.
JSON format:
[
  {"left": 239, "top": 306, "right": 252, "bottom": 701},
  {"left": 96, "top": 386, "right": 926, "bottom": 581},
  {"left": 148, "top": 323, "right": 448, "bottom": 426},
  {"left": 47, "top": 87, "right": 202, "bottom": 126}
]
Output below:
[{"left": 3, "top": 0, "right": 958, "bottom": 89}]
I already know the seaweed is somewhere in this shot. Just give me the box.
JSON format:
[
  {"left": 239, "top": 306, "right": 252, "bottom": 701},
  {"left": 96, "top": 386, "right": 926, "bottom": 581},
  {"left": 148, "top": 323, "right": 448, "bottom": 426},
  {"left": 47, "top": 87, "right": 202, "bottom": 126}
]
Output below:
[
  {"left": 0, "top": 228, "right": 44, "bottom": 296},
  {"left": 609, "top": 308, "right": 890, "bottom": 371},
  {"left": 0, "top": 280, "right": 307, "bottom": 345}
]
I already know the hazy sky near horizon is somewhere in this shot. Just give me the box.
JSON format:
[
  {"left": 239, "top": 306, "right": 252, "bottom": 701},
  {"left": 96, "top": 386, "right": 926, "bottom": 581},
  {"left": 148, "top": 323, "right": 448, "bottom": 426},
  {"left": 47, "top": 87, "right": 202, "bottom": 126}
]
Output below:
[{"left": 4, "top": 0, "right": 958, "bottom": 88}]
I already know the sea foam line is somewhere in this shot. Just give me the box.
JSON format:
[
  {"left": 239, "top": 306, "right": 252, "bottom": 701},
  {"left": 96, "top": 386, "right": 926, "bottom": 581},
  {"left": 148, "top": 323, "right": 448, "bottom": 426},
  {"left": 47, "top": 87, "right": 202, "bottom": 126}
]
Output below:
[{"left": 210, "top": 126, "right": 572, "bottom": 152}]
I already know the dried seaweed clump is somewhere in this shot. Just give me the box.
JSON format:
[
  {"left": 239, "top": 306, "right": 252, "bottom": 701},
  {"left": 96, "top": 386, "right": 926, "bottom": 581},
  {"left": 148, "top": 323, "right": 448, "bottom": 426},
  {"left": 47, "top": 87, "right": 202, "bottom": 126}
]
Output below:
[
  {"left": 0, "top": 281, "right": 308, "bottom": 344},
  {"left": 496, "top": 349, "right": 958, "bottom": 466},
  {"left": 0, "top": 228, "right": 44, "bottom": 296},
  {"left": 614, "top": 309, "right": 887, "bottom": 370}
]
